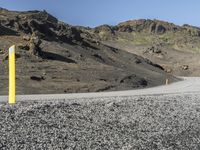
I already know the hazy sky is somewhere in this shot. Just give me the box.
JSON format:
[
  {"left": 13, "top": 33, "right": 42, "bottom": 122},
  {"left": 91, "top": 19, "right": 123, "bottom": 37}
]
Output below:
[{"left": 0, "top": 0, "right": 199, "bottom": 27}]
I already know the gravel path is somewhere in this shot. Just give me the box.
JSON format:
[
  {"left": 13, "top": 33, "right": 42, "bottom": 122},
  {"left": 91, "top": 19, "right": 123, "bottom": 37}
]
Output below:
[
  {"left": 0, "top": 94, "right": 200, "bottom": 149},
  {"left": 1, "top": 77, "right": 200, "bottom": 102}
]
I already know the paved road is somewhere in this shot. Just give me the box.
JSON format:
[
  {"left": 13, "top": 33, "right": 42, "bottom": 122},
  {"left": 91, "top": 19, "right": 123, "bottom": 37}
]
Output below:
[{"left": 1, "top": 77, "right": 200, "bottom": 102}]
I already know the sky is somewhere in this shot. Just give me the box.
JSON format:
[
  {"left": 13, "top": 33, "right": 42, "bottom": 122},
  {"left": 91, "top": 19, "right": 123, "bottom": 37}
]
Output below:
[{"left": 0, "top": 0, "right": 200, "bottom": 27}]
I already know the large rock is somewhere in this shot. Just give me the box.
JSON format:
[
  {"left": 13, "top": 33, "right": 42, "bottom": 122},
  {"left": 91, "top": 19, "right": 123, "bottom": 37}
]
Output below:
[{"left": 29, "top": 32, "right": 42, "bottom": 55}]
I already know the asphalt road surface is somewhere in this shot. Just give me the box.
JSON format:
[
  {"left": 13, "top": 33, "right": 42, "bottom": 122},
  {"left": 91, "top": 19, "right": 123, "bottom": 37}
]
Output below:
[
  {"left": 0, "top": 77, "right": 200, "bottom": 102},
  {"left": 0, "top": 77, "right": 200, "bottom": 149}
]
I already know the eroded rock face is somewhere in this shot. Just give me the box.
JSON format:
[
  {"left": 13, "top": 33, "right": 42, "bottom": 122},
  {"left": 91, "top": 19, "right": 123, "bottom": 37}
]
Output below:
[
  {"left": 93, "top": 19, "right": 192, "bottom": 35},
  {"left": 29, "top": 32, "right": 42, "bottom": 56},
  {"left": 0, "top": 10, "right": 83, "bottom": 44},
  {"left": 92, "top": 25, "right": 115, "bottom": 40},
  {"left": 149, "top": 23, "right": 167, "bottom": 34},
  {"left": 183, "top": 24, "right": 200, "bottom": 36},
  {"left": 56, "top": 23, "right": 82, "bottom": 43},
  {"left": 94, "top": 25, "right": 115, "bottom": 34},
  {"left": 116, "top": 19, "right": 179, "bottom": 34}
]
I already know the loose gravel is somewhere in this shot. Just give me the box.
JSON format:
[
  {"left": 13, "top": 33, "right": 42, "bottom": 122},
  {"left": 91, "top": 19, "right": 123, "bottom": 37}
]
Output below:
[{"left": 0, "top": 94, "right": 200, "bottom": 150}]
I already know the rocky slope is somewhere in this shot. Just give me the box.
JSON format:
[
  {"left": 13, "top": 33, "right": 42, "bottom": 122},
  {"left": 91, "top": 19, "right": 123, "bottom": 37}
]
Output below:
[
  {"left": 84, "top": 19, "right": 200, "bottom": 76},
  {"left": 0, "top": 8, "right": 177, "bottom": 94}
]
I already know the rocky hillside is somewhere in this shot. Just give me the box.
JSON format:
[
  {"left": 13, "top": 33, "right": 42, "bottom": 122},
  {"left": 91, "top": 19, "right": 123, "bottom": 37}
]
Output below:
[
  {"left": 83, "top": 19, "right": 200, "bottom": 76},
  {"left": 0, "top": 8, "right": 177, "bottom": 94},
  {"left": 90, "top": 19, "right": 200, "bottom": 40}
]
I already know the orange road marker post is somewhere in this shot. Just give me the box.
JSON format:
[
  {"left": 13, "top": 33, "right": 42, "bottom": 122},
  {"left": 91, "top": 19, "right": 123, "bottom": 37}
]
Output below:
[
  {"left": 166, "top": 78, "right": 169, "bottom": 85},
  {"left": 9, "top": 45, "right": 16, "bottom": 104}
]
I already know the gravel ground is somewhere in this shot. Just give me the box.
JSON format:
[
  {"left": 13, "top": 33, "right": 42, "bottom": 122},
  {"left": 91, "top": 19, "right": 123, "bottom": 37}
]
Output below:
[{"left": 0, "top": 94, "right": 200, "bottom": 150}]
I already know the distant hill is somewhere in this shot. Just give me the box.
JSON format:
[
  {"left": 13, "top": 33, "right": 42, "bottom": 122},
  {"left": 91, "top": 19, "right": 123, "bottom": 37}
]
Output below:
[
  {"left": 0, "top": 9, "right": 178, "bottom": 94},
  {"left": 82, "top": 19, "right": 200, "bottom": 76}
]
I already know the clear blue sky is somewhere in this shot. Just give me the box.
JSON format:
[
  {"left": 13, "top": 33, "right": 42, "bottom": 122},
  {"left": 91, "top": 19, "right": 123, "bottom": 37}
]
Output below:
[{"left": 0, "top": 0, "right": 199, "bottom": 27}]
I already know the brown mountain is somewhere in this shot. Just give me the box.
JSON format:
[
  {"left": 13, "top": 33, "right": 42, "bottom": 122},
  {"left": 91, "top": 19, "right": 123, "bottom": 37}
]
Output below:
[
  {"left": 0, "top": 8, "right": 178, "bottom": 94},
  {"left": 84, "top": 19, "right": 200, "bottom": 76}
]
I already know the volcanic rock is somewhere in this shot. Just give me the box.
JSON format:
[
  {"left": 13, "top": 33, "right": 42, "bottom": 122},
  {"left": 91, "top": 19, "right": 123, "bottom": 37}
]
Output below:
[{"left": 0, "top": 9, "right": 178, "bottom": 94}]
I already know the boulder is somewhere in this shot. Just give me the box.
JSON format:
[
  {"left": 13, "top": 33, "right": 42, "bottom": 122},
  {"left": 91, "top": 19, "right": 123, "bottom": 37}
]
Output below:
[
  {"left": 146, "top": 46, "right": 162, "bottom": 54},
  {"left": 181, "top": 65, "right": 189, "bottom": 70},
  {"left": 29, "top": 32, "right": 42, "bottom": 55},
  {"left": 22, "top": 35, "right": 31, "bottom": 41},
  {"left": 30, "top": 75, "right": 45, "bottom": 81}
]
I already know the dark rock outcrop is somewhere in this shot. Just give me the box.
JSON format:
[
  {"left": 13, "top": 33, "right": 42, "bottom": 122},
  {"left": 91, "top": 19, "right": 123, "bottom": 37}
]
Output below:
[
  {"left": 0, "top": 24, "right": 18, "bottom": 35},
  {"left": 0, "top": 9, "right": 83, "bottom": 44},
  {"left": 116, "top": 19, "right": 179, "bottom": 34}
]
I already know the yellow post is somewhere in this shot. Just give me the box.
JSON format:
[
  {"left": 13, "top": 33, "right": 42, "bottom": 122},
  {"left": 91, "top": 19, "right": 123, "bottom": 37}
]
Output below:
[{"left": 9, "top": 45, "right": 16, "bottom": 104}]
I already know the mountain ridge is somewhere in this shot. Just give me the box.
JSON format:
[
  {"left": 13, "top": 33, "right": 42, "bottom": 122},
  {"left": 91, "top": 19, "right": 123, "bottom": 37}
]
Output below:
[
  {"left": 82, "top": 19, "right": 200, "bottom": 77},
  {"left": 0, "top": 9, "right": 178, "bottom": 94}
]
